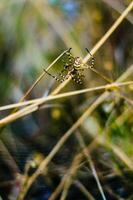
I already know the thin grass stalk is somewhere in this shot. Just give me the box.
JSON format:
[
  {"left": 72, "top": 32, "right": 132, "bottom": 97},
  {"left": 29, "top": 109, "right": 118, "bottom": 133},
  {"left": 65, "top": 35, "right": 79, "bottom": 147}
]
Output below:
[
  {"left": 75, "top": 132, "right": 106, "bottom": 200},
  {"left": 102, "top": 0, "right": 133, "bottom": 24},
  {"left": 60, "top": 149, "right": 84, "bottom": 200},
  {"left": 74, "top": 180, "right": 95, "bottom": 200},
  {"left": 83, "top": 1, "right": 133, "bottom": 63},
  {"left": 0, "top": 80, "right": 132, "bottom": 112}
]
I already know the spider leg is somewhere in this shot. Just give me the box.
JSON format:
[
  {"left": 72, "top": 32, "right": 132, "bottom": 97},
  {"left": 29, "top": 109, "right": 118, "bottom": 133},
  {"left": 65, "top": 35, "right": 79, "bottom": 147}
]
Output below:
[
  {"left": 43, "top": 69, "right": 64, "bottom": 83},
  {"left": 85, "top": 48, "right": 94, "bottom": 68},
  {"left": 61, "top": 62, "right": 69, "bottom": 70},
  {"left": 55, "top": 65, "right": 71, "bottom": 82},
  {"left": 65, "top": 48, "right": 75, "bottom": 63},
  {"left": 57, "top": 69, "right": 68, "bottom": 80},
  {"left": 43, "top": 48, "right": 74, "bottom": 84}
]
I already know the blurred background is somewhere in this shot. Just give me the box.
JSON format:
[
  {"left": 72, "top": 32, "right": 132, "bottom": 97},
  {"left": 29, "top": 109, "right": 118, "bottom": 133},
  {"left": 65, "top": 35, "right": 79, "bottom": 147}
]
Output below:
[{"left": 0, "top": 0, "right": 133, "bottom": 199}]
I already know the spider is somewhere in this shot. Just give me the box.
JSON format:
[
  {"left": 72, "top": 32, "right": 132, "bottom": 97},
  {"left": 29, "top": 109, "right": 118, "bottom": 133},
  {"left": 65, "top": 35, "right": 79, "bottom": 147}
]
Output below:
[{"left": 44, "top": 48, "right": 94, "bottom": 84}]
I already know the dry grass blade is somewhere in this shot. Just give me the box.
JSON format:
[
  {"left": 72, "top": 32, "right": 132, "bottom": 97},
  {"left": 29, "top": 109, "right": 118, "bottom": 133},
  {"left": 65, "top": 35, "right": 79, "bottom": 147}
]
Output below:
[
  {"left": 0, "top": 80, "right": 132, "bottom": 112},
  {"left": 74, "top": 180, "right": 95, "bottom": 200},
  {"left": 112, "top": 108, "right": 133, "bottom": 127},
  {"left": 75, "top": 132, "right": 106, "bottom": 200},
  {"left": 48, "top": 177, "right": 66, "bottom": 200},
  {"left": 83, "top": 1, "right": 133, "bottom": 63},
  {"left": 60, "top": 148, "right": 83, "bottom": 200},
  {"left": 116, "top": 93, "right": 133, "bottom": 106},
  {"left": 102, "top": 0, "right": 133, "bottom": 24},
  {"left": 0, "top": 104, "right": 38, "bottom": 127},
  {"left": 107, "top": 142, "right": 133, "bottom": 170}
]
